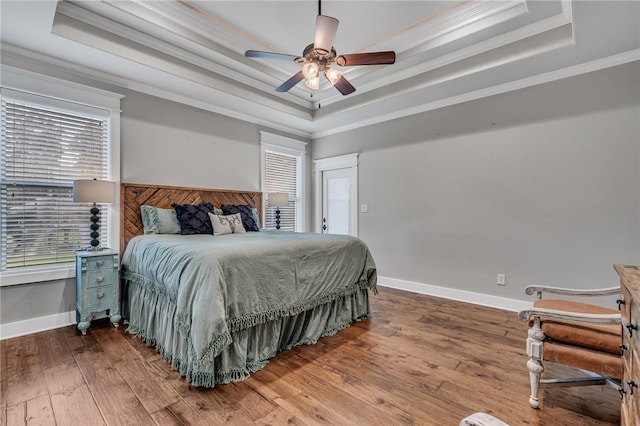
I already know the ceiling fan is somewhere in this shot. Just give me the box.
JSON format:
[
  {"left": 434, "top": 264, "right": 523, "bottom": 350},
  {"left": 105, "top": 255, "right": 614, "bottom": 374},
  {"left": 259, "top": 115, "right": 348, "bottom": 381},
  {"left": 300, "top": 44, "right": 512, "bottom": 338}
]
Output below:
[{"left": 245, "top": 0, "right": 396, "bottom": 96}]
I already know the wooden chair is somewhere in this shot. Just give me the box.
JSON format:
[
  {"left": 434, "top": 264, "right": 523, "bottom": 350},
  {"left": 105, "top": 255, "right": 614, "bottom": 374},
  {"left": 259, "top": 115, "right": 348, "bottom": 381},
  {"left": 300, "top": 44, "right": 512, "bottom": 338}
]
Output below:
[{"left": 518, "top": 284, "right": 622, "bottom": 408}]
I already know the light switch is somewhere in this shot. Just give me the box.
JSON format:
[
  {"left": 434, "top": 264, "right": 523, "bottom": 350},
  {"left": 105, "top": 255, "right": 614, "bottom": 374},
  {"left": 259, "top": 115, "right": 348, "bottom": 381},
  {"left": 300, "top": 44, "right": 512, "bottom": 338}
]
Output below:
[{"left": 360, "top": 204, "right": 369, "bottom": 213}]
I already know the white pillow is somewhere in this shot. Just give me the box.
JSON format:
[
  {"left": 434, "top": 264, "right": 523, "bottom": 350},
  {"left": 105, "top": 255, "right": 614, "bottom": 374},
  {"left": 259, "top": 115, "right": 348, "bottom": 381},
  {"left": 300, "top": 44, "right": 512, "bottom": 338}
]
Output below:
[{"left": 208, "top": 212, "right": 246, "bottom": 236}]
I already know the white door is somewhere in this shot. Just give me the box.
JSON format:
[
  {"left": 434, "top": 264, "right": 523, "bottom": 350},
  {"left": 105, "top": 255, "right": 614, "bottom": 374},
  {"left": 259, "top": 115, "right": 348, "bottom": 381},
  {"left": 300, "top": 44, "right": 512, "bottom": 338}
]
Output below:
[{"left": 322, "top": 168, "right": 352, "bottom": 235}]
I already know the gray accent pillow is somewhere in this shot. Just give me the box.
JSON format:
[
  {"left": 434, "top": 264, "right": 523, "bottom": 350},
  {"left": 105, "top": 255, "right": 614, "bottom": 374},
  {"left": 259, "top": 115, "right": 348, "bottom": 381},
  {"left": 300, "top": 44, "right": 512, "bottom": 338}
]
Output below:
[
  {"left": 140, "top": 205, "right": 180, "bottom": 234},
  {"left": 251, "top": 207, "right": 262, "bottom": 229}
]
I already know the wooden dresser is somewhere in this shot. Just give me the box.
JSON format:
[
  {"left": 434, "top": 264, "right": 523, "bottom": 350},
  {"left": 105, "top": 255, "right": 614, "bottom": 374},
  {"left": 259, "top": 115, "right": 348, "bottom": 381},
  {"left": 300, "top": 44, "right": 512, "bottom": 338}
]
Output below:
[{"left": 617, "top": 264, "right": 640, "bottom": 426}]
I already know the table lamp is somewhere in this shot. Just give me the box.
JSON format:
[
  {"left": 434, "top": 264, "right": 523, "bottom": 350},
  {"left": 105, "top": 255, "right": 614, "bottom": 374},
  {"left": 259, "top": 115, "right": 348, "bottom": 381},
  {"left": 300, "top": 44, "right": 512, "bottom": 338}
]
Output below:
[
  {"left": 73, "top": 179, "right": 115, "bottom": 250},
  {"left": 267, "top": 192, "right": 289, "bottom": 230}
]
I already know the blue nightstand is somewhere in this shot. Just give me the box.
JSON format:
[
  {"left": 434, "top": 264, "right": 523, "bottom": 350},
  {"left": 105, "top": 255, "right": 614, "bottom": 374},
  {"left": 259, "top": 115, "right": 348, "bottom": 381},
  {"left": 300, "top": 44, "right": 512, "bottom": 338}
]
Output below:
[{"left": 75, "top": 249, "right": 121, "bottom": 335}]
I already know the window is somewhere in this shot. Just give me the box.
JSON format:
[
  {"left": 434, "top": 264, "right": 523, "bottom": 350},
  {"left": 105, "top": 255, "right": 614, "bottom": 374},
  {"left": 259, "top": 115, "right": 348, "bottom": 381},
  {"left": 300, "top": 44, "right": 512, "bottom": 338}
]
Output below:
[
  {"left": 0, "top": 68, "right": 121, "bottom": 286},
  {"left": 260, "top": 132, "right": 307, "bottom": 232}
]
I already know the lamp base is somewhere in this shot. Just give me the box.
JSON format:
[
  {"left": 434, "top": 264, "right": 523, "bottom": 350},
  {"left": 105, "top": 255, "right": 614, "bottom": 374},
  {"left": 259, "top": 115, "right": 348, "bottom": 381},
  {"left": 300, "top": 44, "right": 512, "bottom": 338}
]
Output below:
[{"left": 88, "top": 203, "right": 103, "bottom": 250}]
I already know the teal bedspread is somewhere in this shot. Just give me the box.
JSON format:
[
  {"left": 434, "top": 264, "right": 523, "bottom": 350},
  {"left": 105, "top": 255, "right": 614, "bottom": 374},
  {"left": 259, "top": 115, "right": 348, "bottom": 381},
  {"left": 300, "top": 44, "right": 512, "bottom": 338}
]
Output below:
[{"left": 121, "top": 231, "right": 377, "bottom": 386}]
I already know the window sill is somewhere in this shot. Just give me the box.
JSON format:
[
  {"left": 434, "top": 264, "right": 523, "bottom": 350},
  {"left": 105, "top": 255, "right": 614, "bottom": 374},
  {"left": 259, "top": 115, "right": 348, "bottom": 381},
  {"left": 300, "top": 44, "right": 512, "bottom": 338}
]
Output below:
[{"left": 0, "top": 265, "right": 75, "bottom": 287}]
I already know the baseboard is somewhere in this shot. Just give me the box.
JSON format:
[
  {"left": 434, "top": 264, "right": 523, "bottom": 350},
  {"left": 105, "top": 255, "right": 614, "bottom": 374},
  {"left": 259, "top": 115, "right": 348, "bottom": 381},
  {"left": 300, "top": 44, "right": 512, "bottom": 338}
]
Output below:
[
  {"left": 0, "top": 310, "right": 76, "bottom": 340},
  {"left": 377, "top": 276, "right": 532, "bottom": 312},
  {"left": 1, "top": 277, "right": 531, "bottom": 340}
]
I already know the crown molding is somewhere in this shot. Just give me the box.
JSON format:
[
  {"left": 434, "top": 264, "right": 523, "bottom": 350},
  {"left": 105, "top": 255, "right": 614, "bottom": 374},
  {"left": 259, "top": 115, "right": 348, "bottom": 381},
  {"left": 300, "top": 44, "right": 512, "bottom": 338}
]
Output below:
[
  {"left": 0, "top": 44, "right": 314, "bottom": 139},
  {"left": 317, "top": 9, "right": 574, "bottom": 109},
  {"left": 56, "top": 1, "right": 306, "bottom": 106},
  {"left": 312, "top": 49, "right": 640, "bottom": 138},
  {"left": 4, "top": 41, "right": 637, "bottom": 141}
]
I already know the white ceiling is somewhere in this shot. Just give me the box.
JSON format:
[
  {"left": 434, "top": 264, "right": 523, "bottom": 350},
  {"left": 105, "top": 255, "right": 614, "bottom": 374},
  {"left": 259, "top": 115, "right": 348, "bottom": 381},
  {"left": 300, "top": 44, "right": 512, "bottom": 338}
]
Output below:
[{"left": 1, "top": 1, "right": 639, "bottom": 138}]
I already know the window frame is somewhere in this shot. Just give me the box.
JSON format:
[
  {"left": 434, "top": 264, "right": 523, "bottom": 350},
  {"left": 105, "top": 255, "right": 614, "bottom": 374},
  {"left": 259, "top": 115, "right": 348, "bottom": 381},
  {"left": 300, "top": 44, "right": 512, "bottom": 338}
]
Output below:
[
  {"left": 0, "top": 66, "right": 122, "bottom": 287},
  {"left": 259, "top": 131, "right": 307, "bottom": 232}
]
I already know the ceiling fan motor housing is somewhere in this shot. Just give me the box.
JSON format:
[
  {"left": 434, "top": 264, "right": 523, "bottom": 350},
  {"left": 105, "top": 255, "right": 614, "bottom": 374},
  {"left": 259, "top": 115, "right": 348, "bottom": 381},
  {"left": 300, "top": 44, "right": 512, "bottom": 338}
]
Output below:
[{"left": 301, "top": 44, "right": 337, "bottom": 64}]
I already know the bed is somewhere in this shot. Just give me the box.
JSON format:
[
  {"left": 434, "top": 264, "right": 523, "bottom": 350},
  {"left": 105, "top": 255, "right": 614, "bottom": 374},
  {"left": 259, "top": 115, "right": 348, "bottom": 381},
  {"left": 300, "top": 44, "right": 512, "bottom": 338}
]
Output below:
[{"left": 119, "top": 183, "right": 377, "bottom": 388}]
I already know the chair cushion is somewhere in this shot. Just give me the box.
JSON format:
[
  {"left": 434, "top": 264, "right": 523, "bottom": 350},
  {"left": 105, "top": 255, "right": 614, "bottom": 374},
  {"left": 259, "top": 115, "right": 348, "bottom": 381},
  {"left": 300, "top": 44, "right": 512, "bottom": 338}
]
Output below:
[
  {"left": 533, "top": 299, "right": 621, "bottom": 355},
  {"left": 543, "top": 341, "right": 622, "bottom": 379}
]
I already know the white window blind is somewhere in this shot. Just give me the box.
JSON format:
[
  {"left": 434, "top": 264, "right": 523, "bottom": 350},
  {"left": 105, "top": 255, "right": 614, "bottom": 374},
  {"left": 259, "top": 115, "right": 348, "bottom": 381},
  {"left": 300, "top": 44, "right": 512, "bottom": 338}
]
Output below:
[
  {"left": 264, "top": 150, "right": 301, "bottom": 231},
  {"left": 1, "top": 98, "right": 110, "bottom": 271}
]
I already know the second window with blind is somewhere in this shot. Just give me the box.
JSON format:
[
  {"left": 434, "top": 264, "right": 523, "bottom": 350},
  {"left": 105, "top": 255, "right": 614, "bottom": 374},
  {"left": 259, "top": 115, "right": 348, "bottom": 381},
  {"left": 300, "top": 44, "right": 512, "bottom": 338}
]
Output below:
[{"left": 260, "top": 132, "right": 307, "bottom": 232}]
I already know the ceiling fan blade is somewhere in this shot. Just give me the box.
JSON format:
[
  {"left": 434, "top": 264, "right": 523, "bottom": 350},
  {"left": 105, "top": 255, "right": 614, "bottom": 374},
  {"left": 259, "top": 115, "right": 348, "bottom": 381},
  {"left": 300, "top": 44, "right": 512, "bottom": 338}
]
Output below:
[
  {"left": 314, "top": 15, "right": 339, "bottom": 54},
  {"left": 245, "top": 50, "right": 299, "bottom": 62},
  {"left": 276, "top": 71, "right": 305, "bottom": 92},
  {"left": 332, "top": 75, "right": 356, "bottom": 96},
  {"left": 335, "top": 51, "right": 396, "bottom": 66}
]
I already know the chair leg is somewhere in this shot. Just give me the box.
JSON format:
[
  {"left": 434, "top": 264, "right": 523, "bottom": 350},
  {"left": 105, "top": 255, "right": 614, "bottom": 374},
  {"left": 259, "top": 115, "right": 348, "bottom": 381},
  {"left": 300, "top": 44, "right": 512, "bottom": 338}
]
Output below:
[
  {"left": 526, "top": 317, "right": 545, "bottom": 408},
  {"left": 527, "top": 358, "right": 544, "bottom": 408}
]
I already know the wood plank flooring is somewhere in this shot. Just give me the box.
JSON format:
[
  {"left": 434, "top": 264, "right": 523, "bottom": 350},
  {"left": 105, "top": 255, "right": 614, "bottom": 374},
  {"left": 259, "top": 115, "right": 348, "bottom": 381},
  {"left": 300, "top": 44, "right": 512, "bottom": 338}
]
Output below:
[{"left": 1, "top": 287, "right": 620, "bottom": 425}]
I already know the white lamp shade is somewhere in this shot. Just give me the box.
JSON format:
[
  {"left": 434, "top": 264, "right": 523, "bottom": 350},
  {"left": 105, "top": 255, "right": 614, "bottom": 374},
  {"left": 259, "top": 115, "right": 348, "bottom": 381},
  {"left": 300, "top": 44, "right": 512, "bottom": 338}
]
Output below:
[
  {"left": 73, "top": 179, "right": 115, "bottom": 204},
  {"left": 305, "top": 76, "right": 320, "bottom": 90},
  {"left": 302, "top": 62, "right": 320, "bottom": 80},
  {"left": 313, "top": 15, "right": 339, "bottom": 54},
  {"left": 325, "top": 67, "right": 342, "bottom": 85},
  {"left": 268, "top": 192, "right": 289, "bottom": 208}
]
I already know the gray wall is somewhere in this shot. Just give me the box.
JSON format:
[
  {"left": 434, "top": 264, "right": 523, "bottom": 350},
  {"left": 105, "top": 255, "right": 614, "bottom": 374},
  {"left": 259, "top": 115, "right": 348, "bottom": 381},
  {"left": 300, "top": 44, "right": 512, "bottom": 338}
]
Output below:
[
  {"left": 120, "top": 90, "right": 260, "bottom": 189},
  {"left": 0, "top": 279, "right": 77, "bottom": 326},
  {"left": 313, "top": 62, "right": 640, "bottom": 301}
]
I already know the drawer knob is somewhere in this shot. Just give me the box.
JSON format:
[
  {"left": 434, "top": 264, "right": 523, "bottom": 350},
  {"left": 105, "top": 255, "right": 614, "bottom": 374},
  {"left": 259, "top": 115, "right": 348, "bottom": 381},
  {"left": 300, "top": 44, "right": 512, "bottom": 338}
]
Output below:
[
  {"left": 97, "top": 292, "right": 105, "bottom": 298},
  {"left": 96, "top": 261, "right": 104, "bottom": 267},
  {"left": 626, "top": 323, "right": 637, "bottom": 338},
  {"left": 620, "top": 344, "right": 628, "bottom": 355},
  {"left": 96, "top": 277, "right": 105, "bottom": 283},
  {"left": 628, "top": 380, "right": 638, "bottom": 395},
  {"left": 617, "top": 299, "right": 626, "bottom": 310}
]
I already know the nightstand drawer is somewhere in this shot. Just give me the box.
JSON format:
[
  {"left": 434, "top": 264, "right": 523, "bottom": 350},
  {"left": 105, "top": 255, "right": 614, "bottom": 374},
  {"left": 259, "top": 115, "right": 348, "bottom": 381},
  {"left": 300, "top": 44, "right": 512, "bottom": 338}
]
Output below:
[
  {"left": 86, "top": 285, "right": 114, "bottom": 309},
  {"left": 81, "top": 256, "right": 117, "bottom": 272},
  {"left": 85, "top": 270, "right": 115, "bottom": 288}
]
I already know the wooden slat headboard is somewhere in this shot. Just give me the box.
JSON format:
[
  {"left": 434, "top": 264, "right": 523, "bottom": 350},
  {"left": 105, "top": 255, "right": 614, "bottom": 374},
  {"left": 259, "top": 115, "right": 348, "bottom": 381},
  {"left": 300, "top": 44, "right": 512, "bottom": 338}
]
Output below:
[{"left": 120, "top": 182, "right": 263, "bottom": 254}]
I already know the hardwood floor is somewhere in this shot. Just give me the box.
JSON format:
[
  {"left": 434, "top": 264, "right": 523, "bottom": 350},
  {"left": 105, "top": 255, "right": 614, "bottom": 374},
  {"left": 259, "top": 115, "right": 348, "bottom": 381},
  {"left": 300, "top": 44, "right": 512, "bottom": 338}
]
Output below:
[{"left": 1, "top": 287, "right": 620, "bottom": 425}]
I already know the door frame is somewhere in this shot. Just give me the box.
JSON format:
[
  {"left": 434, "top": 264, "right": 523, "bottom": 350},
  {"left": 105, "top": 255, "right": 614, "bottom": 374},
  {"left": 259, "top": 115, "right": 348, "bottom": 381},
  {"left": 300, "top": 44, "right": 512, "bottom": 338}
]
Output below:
[{"left": 313, "top": 153, "right": 359, "bottom": 236}]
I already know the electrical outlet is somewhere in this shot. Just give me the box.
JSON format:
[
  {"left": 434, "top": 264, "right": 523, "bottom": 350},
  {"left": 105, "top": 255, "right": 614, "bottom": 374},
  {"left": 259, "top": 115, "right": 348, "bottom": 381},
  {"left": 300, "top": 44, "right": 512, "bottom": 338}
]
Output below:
[{"left": 497, "top": 273, "right": 506, "bottom": 286}]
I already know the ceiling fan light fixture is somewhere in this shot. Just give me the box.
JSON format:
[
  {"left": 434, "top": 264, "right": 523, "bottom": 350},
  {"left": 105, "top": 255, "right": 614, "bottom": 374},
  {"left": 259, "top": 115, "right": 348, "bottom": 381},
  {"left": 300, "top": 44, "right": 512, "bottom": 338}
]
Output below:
[
  {"left": 305, "top": 76, "right": 320, "bottom": 90},
  {"left": 325, "top": 67, "right": 342, "bottom": 86},
  {"left": 244, "top": 0, "right": 395, "bottom": 96},
  {"left": 302, "top": 61, "right": 320, "bottom": 80}
]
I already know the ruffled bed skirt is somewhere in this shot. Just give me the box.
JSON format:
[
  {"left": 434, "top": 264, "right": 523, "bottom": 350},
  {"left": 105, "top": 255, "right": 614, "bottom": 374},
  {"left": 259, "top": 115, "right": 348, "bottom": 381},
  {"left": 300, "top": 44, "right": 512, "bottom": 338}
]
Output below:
[{"left": 123, "top": 280, "right": 371, "bottom": 388}]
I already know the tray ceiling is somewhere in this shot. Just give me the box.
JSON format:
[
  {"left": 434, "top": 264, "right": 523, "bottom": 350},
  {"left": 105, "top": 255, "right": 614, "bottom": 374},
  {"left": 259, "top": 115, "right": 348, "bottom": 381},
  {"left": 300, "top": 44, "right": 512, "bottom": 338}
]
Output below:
[{"left": 1, "top": 1, "right": 638, "bottom": 138}]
